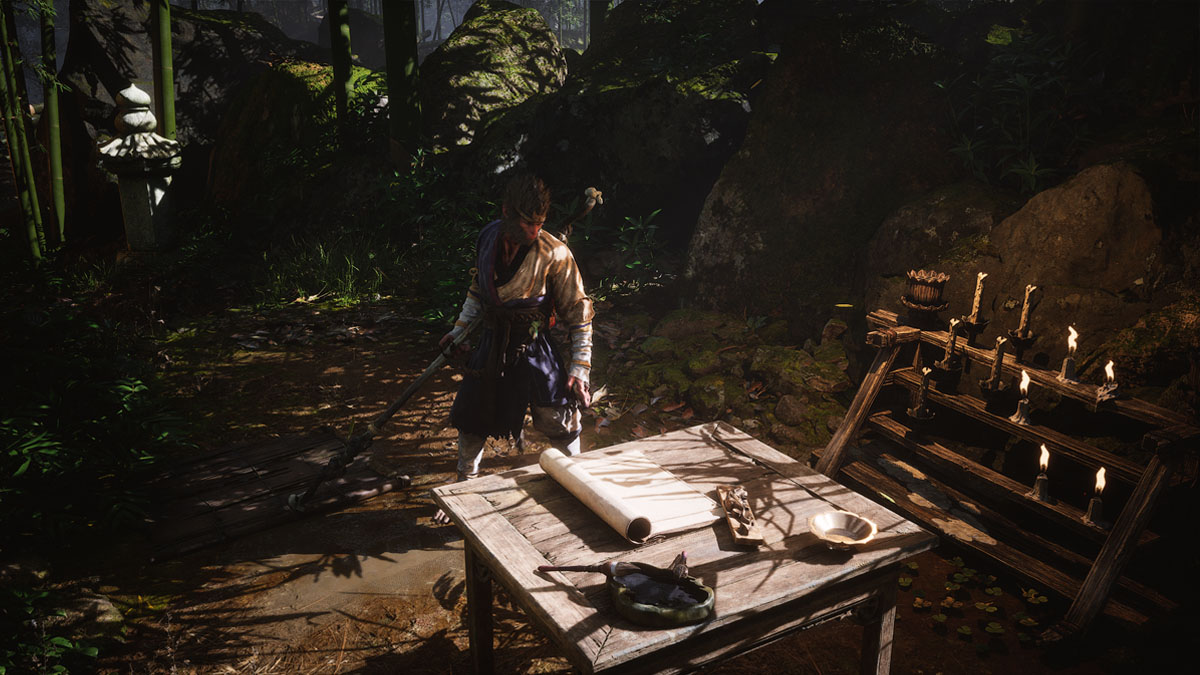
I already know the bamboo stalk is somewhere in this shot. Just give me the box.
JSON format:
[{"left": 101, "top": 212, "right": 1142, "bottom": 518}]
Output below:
[
  {"left": 40, "top": 3, "right": 62, "bottom": 244},
  {"left": 381, "top": 0, "right": 419, "bottom": 161},
  {"left": 328, "top": 0, "right": 352, "bottom": 142},
  {"left": 152, "top": 0, "right": 176, "bottom": 139},
  {"left": 0, "top": 0, "right": 43, "bottom": 260}
]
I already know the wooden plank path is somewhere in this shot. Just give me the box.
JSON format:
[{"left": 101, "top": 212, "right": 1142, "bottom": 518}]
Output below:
[{"left": 145, "top": 434, "right": 400, "bottom": 559}]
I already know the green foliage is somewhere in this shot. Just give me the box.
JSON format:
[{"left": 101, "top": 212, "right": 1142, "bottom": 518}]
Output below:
[
  {"left": 573, "top": 208, "right": 667, "bottom": 301},
  {"left": 0, "top": 587, "right": 98, "bottom": 674},
  {"left": 253, "top": 149, "right": 493, "bottom": 315},
  {"left": 1, "top": 277, "right": 189, "bottom": 544},
  {"left": 937, "top": 29, "right": 1107, "bottom": 194}
]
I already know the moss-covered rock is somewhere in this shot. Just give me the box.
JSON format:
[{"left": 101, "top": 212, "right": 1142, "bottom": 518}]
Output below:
[
  {"left": 463, "top": 0, "right": 769, "bottom": 245},
  {"left": 210, "top": 61, "right": 386, "bottom": 211},
  {"left": 747, "top": 345, "right": 847, "bottom": 395},
  {"left": 688, "top": 374, "right": 728, "bottom": 418},
  {"left": 653, "top": 309, "right": 732, "bottom": 340},
  {"left": 686, "top": 350, "right": 721, "bottom": 377},
  {"left": 811, "top": 340, "right": 850, "bottom": 372},
  {"left": 638, "top": 335, "right": 675, "bottom": 359},
  {"left": 419, "top": 0, "right": 567, "bottom": 152},
  {"left": 660, "top": 366, "right": 692, "bottom": 398},
  {"left": 684, "top": 5, "right": 960, "bottom": 335},
  {"left": 757, "top": 319, "right": 790, "bottom": 345},
  {"left": 1093, "top": 295, "right": 1200, "bottom": 389}
]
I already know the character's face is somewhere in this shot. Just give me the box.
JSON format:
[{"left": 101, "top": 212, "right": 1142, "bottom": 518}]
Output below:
[{"left": 502, "top": 206, "right": 546, "bottom": 245}]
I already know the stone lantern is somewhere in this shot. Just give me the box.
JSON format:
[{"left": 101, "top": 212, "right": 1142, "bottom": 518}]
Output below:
[{"left": 97, "top": 83, "right": 182, "bottom": 252}]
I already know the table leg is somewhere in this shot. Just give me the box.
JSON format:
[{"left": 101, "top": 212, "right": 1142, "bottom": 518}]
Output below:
[
  {"left": 465, "top": 544, "right": 494, "bottom": 674},
  {"left": 857, "top": 571, "right": 898, "bottom": 675}
]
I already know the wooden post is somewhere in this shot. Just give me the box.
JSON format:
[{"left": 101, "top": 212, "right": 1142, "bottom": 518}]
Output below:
[
  {"left": 465, "top": 545, "right": 494, "bottom": 674},
  {"left": 858, "top": 569, "right": 898, "bottom": 675},
  {"left": 815, "top": 327, "right": 917, "bottom": 477},
  {"left": 1053, "top": 452, "right": 1177, "bottom": 639}
]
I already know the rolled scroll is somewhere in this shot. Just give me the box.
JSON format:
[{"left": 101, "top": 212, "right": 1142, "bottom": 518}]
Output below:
[{"left": 539, "top": 448, "right": 721, "bottom": 544}]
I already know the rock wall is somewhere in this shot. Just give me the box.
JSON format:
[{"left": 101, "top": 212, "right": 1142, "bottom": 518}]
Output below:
[{"left": 684, "top": 7, "right": 958, "bottom": 336}]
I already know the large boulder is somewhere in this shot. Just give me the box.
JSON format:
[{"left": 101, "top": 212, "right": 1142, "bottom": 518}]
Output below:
[
  {"left": 460, "top": 0, "right": 770, "bottom": 246},
  {"left": 683, "top": 5, "right": 958, "bottom": 335},
  {"left": 418, "top": 0, "right": 567, "bottom": 153},
  {"left": 864, "top": 163, "right": 1168, "bottom": 372},
  {"left": 208, "top": 61, "right": 388, "bottom": 222}
]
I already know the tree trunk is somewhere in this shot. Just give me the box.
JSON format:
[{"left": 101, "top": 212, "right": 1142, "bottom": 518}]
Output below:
[
  {"left": 0, "top": 0, "right": 42, "bottom": 260},
  {"left": 328, "top": 0, "right": 353, "bottom": 142},
  {"left": 151, "top": 0, "right": 176, "bottom": 139},
  {"left": 382, "top": 0, "right": 420, "bottom": 162},
  {"left": 433, "top": 0, "right": 443, "bottom": 40},
  {"left": 589, "top": 0, "right": 607, "bottom": 48},
  {"left": 40, "top": 4, "right": 63, "bottom": 245}
]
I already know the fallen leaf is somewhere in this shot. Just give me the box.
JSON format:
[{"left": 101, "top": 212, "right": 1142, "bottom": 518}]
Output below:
[
  {"left": 680, "top": 408, "right": 694, "bottom": 420},
  {"left": 631, "top": 425, "right": 647, "bottom": 438},
  {"left": 632, "top": 403, "right": 649, "bottom": 415},
  {"left": 661, "top": 401, "right": 685, "bottom": 412}
]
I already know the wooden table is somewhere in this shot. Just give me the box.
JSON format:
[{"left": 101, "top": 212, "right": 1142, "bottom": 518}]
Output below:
[{"left": 432, "top": 422, "right": 936, "bottom": 674}]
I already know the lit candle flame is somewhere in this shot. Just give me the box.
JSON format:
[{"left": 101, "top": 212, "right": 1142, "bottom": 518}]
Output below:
[
  {"left": 1019, "top": 369, "right": 1031, "bottom": 396},
  {"left": 1067, "top": 325, "right": 1078, "bottom": 354},
  {"left": 1104, "top": 360, "right": 1115, "bottom": 383},
  {"left": 922, "top": 366, "right": 932, "bottom": 376},
  {"left": 1095, "top": 466, "right": 1106, "bottom": 495},
  {"left": 1039, "top": 444, "right": 1049, "bottom": 471}
]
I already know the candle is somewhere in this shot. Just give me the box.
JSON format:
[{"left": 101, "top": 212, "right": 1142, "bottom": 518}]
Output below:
[
  {"left": 1084, "top": 467, "right": 1107, "bottom": 526},
  {"left": 1017, "top": 284, "right": 1038, "bottom": 335},
  {"left": 947, "top": 318, "right": 961, "bottom": 356},
  {"left": 1030, "top": 444, "right": 1051, "bottom": 501},
  {"left": 968, "top": 272, "right": 988, "bottom": 323},
  {"left": 1096, "top": 359, "right": 1121, "bottom": 405},
  {"left": 986, "top": 336, "right": 1009, "bottom": 386},
  {"left": 1058, "top": 326, "right": 1079, "bottom": 382},
  {"left": 908, "top": 367, "right": 935, "bottom": 420},
  {"left": 1009, "top": 370, "right": 1033, "bottom": 425}
]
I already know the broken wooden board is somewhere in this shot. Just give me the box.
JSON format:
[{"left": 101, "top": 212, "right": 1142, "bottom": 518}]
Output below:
[
  {"left": 716, "top": 484, "right": 766, "bottom": 546},
  {"left": 144, "top": 433, "right": 402, "bottom": 560}
]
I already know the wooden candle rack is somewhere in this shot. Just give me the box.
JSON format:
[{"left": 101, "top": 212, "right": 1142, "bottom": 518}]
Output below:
[{"left": 814, "top": 308, "right": 1198, "bottom": 641}]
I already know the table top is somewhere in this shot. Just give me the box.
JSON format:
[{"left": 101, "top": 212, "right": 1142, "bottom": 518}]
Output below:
[{"left": 433, "top": 422, "right": 936, "bottom": 673}]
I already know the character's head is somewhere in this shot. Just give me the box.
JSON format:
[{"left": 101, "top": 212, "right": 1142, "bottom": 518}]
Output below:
[{"left": 501, "top": 172, "right": 550, "bottom": 245}]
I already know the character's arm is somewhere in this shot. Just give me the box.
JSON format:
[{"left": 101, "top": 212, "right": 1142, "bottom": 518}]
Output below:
[
  {"left": 447, "top": 274, "right": 484, "bottom": 341},
  {"left": 551, "top": 252, "right": 594, "bottom": 384}
]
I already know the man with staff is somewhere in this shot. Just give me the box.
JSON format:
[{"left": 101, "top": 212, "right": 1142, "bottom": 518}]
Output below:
[{"left": 433, "top": 173, "right": 594, "bottom": 523}]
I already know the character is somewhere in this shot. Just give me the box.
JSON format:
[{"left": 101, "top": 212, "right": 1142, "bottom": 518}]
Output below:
[{"left": 433, "top": 173, "right": 593, "bottom": 523}]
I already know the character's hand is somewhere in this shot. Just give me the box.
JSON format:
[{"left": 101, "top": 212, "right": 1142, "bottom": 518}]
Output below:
[
  {"left": 566, "top": 376, "right": 591, "bottom": 408},
  {"left": 439, "top": 332, "right": 470, "bottom": 358}
]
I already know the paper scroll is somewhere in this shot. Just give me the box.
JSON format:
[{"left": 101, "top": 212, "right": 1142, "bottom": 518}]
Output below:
[{"left": 539, "top": 448, "right": 721, "bottom": 544}]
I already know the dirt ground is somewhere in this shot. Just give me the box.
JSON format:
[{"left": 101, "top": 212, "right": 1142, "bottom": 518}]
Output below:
[{"left": 82, "top": 299, "right": 1189, "bottom": 674}]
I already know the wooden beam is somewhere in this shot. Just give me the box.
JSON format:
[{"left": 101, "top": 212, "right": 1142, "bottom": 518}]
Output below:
[
  {"left": 890, "top": 367, "right": 1145, "bottom": 485},
  {"left": 867, "top": 309, "right": 1198, "bottom": 431},
  {"left": 836, "top": 454, "right": 1150, "bottom": 626},
  {"left": 1054, "top": 453, "right": 1177, "bottom": 639},
  {"left": 865, "top": 410, "right": 1157, "bottom": 547},
  {"left": 815, "top": 342, "right": 904, "bottom": 476}
]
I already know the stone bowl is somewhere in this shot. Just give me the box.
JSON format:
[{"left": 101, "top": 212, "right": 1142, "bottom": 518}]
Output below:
[{"left": 808, "top": 510, "right": 878, "bottom": 551}]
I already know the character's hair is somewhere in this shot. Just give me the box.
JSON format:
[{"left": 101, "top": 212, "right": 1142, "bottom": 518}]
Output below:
[{"left": 502, "top": 173, "right": 551, "bottom": 223}]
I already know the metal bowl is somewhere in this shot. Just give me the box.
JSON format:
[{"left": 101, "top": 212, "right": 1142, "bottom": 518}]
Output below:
[{"left": 808, "top": 510, "right": 878, "bottom": 550}]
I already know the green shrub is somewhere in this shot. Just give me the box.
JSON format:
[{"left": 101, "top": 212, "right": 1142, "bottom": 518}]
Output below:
[
  {"left": 1, "top": 285, "right": 189, "bottom": 545},
  {"left": 0, "top": 586, "right": 99, "bottom": 674},
  {"left": 937, "top": 28, "right": 1109, "bottom": 194}
]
